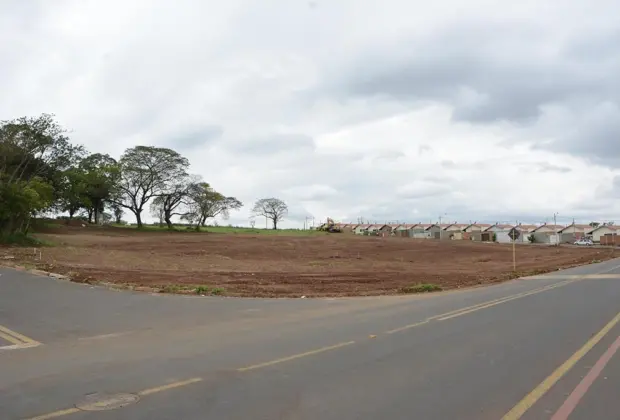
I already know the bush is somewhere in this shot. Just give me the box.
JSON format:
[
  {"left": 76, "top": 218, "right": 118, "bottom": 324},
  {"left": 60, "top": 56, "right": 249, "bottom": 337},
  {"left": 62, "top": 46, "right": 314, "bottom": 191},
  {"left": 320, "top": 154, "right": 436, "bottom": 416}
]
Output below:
[
  {"left": 528, "top": 234, "right": 536, "bottom": 243},
  {"left": 195, "top": 286, "right": 226, "bottom": 295},
  {"left": 401, "top": 283, "right": 443, "bottom": 294}
]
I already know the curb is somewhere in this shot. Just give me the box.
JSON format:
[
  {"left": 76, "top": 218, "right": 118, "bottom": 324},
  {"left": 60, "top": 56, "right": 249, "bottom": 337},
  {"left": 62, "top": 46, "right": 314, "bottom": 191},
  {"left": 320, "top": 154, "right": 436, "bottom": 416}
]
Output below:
[{"left": 0, "top": 263, "right": 69, "bottom": 281}]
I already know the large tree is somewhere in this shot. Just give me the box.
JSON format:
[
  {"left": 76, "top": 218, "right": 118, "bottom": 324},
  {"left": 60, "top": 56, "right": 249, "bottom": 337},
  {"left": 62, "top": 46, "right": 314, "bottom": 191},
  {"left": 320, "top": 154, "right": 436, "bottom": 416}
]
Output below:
[
  {"left": 58, "top": 167, "right": 89, "bottom": 222},
  {"left": 113, "top": 146, "right": 189, "bottom": 228},
  {"left": 182, "top": 182, "right": 243, "bottom": 230},
  {"left": 0, "top": 114, "right": 84, "bottom": 235},
  {"left": 149, "top": 175, "right": 199, "bottom": 229},
  {"left": 79, "top": 153, "right": 119, "bottom": 224},
  {"left": 252, "top": 198, "right": 288, "bottom": 230}
]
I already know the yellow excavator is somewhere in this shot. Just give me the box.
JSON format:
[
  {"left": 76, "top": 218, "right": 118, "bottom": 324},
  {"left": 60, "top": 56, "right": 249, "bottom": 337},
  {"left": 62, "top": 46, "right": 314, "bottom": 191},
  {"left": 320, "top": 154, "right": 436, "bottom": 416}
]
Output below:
[{"left": 319, "top": 217, "right": 342, "bottom": 233}]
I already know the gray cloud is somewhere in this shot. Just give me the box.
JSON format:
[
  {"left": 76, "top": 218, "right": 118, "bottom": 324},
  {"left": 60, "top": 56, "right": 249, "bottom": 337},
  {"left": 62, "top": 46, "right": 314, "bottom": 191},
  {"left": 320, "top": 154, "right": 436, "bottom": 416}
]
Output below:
[
  {"left": 166, "top": 125, "right": 223, "bottom": 150},
  {"left": 535, "top": 162, "right": 572, "bottom": 173},
  {"left": 323, "top": 16, "right": 620, "bottom": 166},
  {"left": 223, "top": 134, "right": 315, "bottom": 156}
]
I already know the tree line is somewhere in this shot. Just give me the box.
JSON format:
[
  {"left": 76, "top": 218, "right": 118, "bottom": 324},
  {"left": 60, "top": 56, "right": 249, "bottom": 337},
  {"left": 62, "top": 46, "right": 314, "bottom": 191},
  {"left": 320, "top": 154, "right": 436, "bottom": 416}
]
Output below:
[{"left": 0, "top": 114, "right": 289, "bottom": 238}]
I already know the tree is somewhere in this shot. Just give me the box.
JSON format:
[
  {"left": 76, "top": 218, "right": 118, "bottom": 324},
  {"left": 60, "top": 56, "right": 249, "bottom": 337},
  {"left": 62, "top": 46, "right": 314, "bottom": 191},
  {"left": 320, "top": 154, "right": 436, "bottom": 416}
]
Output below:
[
  {"left": 58, "top": 168, "right": 89, "bottom": 222},
  {"left": 182, "top": 182, "right": 243, "bottom": 230},
  {"left": 589, "top": 222, "right": 600, "bottom": 228},
  {"left": 113, "top": 146, "right": 189, "bottom": 228},
  {"left": 79, "top": 153, "right": 119, "bottom": 225},
  {"left": 0, "top": 114, "right": 84, "bottom": 236},
  {"left": 111, "top": 204, "right": 124, "bottom": 224},
  {"left": 252, "top": 198, "right": 288, "bottom": 230},
  {"left": 150, "top": 175, "right": 197, "bottom": 229}
]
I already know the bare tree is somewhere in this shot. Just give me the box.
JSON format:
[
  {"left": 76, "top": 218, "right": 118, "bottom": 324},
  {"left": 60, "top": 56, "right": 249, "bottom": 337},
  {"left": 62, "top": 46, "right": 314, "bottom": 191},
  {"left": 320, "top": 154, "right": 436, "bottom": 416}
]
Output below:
[{"left": 252, "top": 198, "right": 288, "bottom": 230}]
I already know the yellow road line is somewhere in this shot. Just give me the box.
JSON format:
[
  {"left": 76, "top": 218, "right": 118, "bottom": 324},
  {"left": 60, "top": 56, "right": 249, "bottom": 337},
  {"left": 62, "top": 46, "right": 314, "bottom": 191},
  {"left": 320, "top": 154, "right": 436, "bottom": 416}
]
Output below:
[
  {"left": 0, "top": 329, "right": 22, "bottom": 346},
  {"left": 501, "top": 311, "right": 620, "bottom": 420},
  {"left": 385, "top": 280, "right": 577, "bottom": 334},
  {"left": 137, "top": 377, "right": 203, "bottom": 396},
  {"left": 386, "top": 320, "right": 430, "bottom": 334},
  {"left": 26, "top": 378, "right": 204, "bottom": 420},
  {"left": 237, "top": 341, "right": 356, "bottom": 372},
  {"left": 437, "top": 279, "right": 578, "bottom": 321},
  {"left": 26, "top": 408, "right": 80, "bottom": 420},
  {"left": 0, "top": 324, "right": 40, "bottom": 345}
]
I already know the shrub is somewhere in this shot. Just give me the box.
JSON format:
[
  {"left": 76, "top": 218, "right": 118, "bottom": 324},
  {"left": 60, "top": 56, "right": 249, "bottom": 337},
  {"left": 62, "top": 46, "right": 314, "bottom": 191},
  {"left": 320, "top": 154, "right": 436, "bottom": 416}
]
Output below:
[{"left": 401, "top": 283, "right": 443, "bottom": 294}]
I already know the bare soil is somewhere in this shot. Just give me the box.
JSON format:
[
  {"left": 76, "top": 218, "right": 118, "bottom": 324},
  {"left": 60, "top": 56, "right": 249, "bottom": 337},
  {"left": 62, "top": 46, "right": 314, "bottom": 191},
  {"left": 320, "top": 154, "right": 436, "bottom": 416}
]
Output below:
[{"left": 2, "top": 226, "right": 616, "bottom": 297}]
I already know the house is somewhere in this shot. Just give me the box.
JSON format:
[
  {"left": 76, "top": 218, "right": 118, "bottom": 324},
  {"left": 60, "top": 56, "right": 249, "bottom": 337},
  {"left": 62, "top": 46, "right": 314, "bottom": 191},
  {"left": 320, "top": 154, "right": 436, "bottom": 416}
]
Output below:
[
  {"left": 411, "top": 223, "right": 433, "bottom": 239},
  {"left": 393, "top": 223, "right": 433, "bottom": 238},
  {"left": 426, "top": 224, "right": 452, "bottom": 239},
  {"left": 462, "top": 223, "right": 493, "bottom": 233},
  {"left": 353, "top": 224, "right": 371, "bottom": 235},
  {"left": 514, "top": 224, "right": 537, "bottom": 242},
  {"left": 461, "top": 223, "right": 493, "bottom": 241},
  {"left": 339, "top": 223, "right": 357, "bottom": 233},
  {"left": 557, "top": 224, "right": 591, "bottom": 243},
  {"left": 443, "top": 223, "right": 469, "bottom": 240},
  {"left": 393, "top": 224, "right": 416, "bottom": 237},
  {"left": 530, "top": 224, "right": 564, "bottom": 244},
  {"left": 366, "top": 224, "right": 392, "bottom": 236},
  {"left": 587, "top": 225, "right": 619, "bottom": 243},
  {"left": 483, "top": 224, "right": 515, "bottom": 243}
]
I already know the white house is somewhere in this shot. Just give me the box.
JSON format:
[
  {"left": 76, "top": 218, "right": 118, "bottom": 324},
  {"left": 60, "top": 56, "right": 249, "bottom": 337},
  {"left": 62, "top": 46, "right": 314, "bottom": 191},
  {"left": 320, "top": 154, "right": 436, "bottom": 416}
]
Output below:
[
  {"left": 530, "top": 224, "right": 564, "bottom": 244},
  {"left": 353, "top": 224, "right": 371, "bottom": 235},
  {"left": 557, "top": 224, "right": 591, "bottom": 243},
  {"left": 587, "top": 225, "right": 619, "bottom": 243},
  {"left": 484, "top": 224, "right": 516, "bottom": 243}
]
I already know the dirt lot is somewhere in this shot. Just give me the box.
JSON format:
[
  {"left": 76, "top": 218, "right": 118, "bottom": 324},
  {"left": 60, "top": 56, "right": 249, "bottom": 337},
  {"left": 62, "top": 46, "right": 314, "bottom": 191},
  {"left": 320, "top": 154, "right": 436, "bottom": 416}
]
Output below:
[{"left": 2, "top": 227, "right": 616, "bottom": 297}]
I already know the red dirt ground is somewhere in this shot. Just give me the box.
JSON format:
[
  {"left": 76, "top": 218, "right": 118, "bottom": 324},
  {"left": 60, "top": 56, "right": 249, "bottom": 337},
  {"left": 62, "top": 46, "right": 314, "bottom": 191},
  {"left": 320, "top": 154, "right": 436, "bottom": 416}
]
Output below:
[{"left": 2, "top": 227, "right": 616, "bottom": 297}]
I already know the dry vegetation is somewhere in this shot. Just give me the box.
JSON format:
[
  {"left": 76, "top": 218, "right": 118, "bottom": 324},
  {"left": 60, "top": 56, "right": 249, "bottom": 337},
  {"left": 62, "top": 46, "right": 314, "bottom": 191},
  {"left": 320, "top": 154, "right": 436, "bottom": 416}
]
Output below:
[{"left": 2, "top": 226, "right": 615, "bottom": 297}]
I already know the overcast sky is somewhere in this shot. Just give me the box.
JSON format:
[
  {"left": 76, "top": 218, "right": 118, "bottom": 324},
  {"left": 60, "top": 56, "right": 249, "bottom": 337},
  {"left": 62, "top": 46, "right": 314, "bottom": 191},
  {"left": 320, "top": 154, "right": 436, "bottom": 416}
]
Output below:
[{"left": 3, "top": 0, "right": 620, "bottom": 227}]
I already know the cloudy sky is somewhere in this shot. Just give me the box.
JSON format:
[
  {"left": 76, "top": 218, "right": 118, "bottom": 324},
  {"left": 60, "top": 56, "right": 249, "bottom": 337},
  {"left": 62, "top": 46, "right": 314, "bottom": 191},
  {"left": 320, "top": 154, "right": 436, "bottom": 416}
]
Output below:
[{"left": 3, "top": 0, "right": 620, "bottom": 227}]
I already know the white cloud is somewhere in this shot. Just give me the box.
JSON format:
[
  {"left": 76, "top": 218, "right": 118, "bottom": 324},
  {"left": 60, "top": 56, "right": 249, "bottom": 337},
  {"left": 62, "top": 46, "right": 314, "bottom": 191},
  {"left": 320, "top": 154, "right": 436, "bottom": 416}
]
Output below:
[{"left": 2, "top": 0, "right": 620, "bottom": 227}]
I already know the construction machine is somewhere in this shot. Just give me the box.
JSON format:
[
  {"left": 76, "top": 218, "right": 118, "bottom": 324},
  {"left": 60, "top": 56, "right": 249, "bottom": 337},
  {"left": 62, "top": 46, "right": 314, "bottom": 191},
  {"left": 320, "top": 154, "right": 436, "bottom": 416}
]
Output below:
[{"left": 318, "top": 217, "right": 342, "bottom": 233}]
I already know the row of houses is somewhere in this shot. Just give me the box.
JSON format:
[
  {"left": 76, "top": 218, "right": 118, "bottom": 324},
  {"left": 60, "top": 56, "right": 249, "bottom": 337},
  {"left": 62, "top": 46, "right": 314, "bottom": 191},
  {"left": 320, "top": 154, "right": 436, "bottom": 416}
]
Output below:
[{"left": 323, "top": 221, "right": 619, "bottom": 244}]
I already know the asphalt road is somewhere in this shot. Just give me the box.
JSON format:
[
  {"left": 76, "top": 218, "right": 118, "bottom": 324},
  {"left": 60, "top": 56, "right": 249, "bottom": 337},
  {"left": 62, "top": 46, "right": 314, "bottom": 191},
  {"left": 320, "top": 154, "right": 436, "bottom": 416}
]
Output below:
[{"left": 1, "top": 259, "right": 620, "bottom": 420}]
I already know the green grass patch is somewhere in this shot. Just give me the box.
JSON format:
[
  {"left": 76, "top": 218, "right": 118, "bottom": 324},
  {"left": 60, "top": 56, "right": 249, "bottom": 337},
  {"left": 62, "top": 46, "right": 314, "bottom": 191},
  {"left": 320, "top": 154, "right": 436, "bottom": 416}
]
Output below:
[
  {"left": 195, "top": 285, "right": 225, "bottom": 296},
  {"left": 401, "top": 283, "right": 443, "bottom": 294},
  {"left": 111, "top": 223, "right": 327, "bottom": 236}
]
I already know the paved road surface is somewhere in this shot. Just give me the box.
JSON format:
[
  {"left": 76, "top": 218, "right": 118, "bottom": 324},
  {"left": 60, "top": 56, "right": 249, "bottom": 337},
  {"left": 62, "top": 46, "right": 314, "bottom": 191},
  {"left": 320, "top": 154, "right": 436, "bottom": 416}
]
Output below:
[{"left": 1, "top": 259, "right": 620, "bottom": 419}]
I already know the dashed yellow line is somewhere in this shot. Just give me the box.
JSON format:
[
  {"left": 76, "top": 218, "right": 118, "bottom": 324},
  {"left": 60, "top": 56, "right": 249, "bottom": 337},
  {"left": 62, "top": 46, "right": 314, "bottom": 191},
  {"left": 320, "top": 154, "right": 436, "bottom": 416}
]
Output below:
[
  {"left": 137, "top": 377, "right": 203, "bottom": 396},
  {"left": 436, "top": 279, "right": 578, "bottom": 321},
  {"left": 386, "top": 319, "right": 430, "bottom": 334},
  {"left": 237, "top": 341, "right": 356, "bottom": 372},
  {"left": 26, "top": 378, "right": 204, "bottom": 420},
  {"left": 26, "top": 408, "right": 80, "bottom": 420}
]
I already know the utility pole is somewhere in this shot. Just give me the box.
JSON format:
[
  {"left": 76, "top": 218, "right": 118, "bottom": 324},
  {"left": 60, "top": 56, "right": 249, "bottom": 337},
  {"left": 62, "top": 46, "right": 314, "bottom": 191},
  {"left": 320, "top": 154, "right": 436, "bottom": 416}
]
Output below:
[
  {"left": 513, "top": 220, "right": 517, "bottom": 271},
  {"left": 554, "top": 212, "right": 559, "bottom": 246},
  {"left": 439, "top": 213, "right": 447, "bottom": 240}
]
